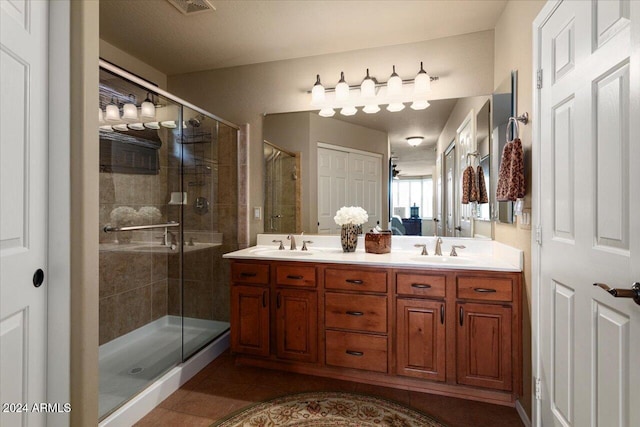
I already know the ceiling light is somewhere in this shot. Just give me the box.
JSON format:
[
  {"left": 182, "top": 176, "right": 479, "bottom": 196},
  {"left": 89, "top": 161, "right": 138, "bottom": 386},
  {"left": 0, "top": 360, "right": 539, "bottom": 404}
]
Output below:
[
  {"left": 406, "top": 136, "right": 424, "bottom": 147},
  {"left": 387, "top": 103, "right": 405, "bottom": 112},
  {"left": 335, "top": 72, "right": 349, "bottom": 102},
  {"left": 413, "top": 62, "right": 431, "bottom": 94},
  {"left": 387, "top": 65, "right": 402, "bottom": 97},
  {"left": 122, "top": 94, "right": 138, "bottom": 121},
  {"left": 311, "top": 75, "right": 325, "bottom": 105},
  {"left": 140, "top": 92, "right": 156, "bottom": 119},
  {"left": 105, "top": 96, "right": 120, "bottom": 121},
  {"left": 410, "top": 100, "right": 430, "bottom": 110}
]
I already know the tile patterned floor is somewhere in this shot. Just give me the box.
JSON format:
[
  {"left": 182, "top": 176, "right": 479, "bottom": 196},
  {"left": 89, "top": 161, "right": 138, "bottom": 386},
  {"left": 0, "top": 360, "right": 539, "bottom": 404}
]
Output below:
[{"left": 135, "top": 351, "right": 525, "bottom": 427}]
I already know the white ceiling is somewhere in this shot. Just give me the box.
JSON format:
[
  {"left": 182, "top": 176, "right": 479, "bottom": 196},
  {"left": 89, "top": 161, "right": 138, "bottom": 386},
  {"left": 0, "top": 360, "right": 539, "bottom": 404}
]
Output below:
[
  {"left": 100, "top": 0, "right": 506, "bottom": 177},
  {"left": 99, "top": 0, "right": 508, "bottom": 75}
]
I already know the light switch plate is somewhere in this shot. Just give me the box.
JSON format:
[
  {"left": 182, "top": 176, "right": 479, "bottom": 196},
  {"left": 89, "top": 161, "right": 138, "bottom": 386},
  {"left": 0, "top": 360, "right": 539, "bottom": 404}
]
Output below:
[
  {"left": 253, "top": 207, "right": 261, "bottom": 220},
  {"left": 519, "top": 209, "right": 531, "bottom": 230}
]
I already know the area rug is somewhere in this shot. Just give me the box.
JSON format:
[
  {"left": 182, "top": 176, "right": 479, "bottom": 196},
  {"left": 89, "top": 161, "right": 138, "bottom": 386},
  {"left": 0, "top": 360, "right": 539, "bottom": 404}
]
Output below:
[{"left": 211, "top": 391, "right": 446, "bottom": 426}]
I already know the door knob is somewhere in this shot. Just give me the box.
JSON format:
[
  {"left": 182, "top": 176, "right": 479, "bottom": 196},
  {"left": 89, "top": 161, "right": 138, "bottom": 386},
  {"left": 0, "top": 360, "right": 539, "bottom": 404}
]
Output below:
[
  {"left": 33, "top": 268, "right": 44, "bottom": 288},
  {"left": 593, "top": 282, "right": 640, "bottom": 305},
  {"left": 454, "top": 226, "right": 462, "bottom": 231}
]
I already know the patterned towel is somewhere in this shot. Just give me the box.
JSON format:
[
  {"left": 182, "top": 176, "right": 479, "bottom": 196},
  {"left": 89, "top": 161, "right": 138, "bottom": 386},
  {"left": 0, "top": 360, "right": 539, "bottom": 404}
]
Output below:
[
  {"left": 477, "top": 165, "right": 489, "bottom": 204},
  {"left": 496, "top": 138, "right": 525, "bottom": 201},
  {"left": 461, "top": 165, "right": 478, "bottom": 204}
]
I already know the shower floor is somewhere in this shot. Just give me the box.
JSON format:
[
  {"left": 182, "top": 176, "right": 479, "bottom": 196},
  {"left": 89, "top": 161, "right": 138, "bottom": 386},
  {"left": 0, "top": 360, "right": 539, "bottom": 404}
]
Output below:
[{"left": 99, "top": 315, "right": 229, "bottom": 419}]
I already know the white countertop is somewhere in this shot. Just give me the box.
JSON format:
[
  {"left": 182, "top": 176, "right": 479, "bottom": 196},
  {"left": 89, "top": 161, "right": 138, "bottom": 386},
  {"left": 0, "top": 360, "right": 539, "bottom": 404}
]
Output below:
[{"left": 223, "top": 234, "right": 523, "bottom": 272}]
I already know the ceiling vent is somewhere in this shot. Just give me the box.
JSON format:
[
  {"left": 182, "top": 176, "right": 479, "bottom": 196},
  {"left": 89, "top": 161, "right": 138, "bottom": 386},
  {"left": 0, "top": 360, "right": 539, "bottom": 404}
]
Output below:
[{"left": 167, "top": 0, "right": 215, "bottom": 15}]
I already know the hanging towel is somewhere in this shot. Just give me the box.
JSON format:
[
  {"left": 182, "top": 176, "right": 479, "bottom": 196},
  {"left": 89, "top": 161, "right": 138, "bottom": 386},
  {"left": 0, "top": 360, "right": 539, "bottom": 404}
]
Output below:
[
  {"left": 496, "top": 138, "right": 526, "bottom": 201},
  {"left": 461, "top": 165, "right": 478, "bottom": 204},
  {"left": 477, "top": 165, "right": 489, "bottom": 204}
]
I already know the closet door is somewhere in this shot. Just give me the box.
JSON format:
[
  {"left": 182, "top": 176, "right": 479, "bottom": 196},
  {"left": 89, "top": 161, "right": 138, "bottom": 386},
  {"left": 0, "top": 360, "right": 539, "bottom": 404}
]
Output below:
[
  {"left": 317, "top": 147, "right": 348, "bottom": 234},
  {"left": 349, "top": 152, "right": 381, "bottom": 231}
]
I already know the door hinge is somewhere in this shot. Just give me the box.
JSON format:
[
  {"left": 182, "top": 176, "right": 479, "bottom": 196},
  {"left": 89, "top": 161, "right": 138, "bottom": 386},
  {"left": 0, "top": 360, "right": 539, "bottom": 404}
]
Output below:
[
  {"left": 535, "top": 225, "right": 542, "bottom": 246},
  {"left": 537, "top": 69, "right": 543, "bottom": 89},
  {"left": 535, "top": 377, "right": 542, "bottom": 400}
]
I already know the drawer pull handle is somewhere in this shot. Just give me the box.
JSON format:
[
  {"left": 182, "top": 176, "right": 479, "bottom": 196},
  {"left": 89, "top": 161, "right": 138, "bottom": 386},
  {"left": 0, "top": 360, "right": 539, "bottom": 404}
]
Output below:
[
  {"left": 346, "top": 350, "right": 364, "bottom": 357},
  {"left": 459, "top": 306, "right": 464, "bottom": 326},
  {"left": 346, "top": 279, "right": 364, "bottom": 285},
  {"left": 240, "top": 272, "right": 257, "bottom": 277},
  {"left": 346, "top": 311, "right": 364, "bottom": 316},
  {"left": 411, "top": 283, "right": 432, "bottom": 289},
  {"left": 440, "top": 304, "right": 445, "bottom": 324},
  {"left": 473, "top": 288, "right": 497, "bottom": 293},
  {"left": 287, "top": 275, "right": 304, "bottom": 280}
]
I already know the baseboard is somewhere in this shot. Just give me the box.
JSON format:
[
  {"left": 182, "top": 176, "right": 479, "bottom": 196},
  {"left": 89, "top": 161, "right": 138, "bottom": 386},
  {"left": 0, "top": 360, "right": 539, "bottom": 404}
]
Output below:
[
  {"left": 99, "top": 331, "right": 229, "bottom": 427},
  {"left": 515, "top": 400, "right": 531, "bottom": 427}
]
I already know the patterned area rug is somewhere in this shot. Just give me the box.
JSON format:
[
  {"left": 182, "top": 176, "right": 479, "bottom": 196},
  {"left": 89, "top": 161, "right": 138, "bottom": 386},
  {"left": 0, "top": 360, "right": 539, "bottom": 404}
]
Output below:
[{"left": 211, "top": 391, "right": 446, "bottom": 426}]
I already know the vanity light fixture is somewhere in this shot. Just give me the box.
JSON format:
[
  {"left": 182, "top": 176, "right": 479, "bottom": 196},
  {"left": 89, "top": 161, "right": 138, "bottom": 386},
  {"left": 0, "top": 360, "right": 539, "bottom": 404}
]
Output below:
[
  {"left": 310, "top": 63, "right": 438, "bottom": 116},
  {"left": 128, "top": 123, "right": 145, "bottom": 131},
  {"left": 144, "top": 121, "right": 161, "bottom": 130},
  {"left": 112, "top": 123, "right": 129, "bottom": 132},
  {"left": 140, "top": 92, "right": 156, "bottom": 119},
  {"left": 105, "top": 96, "right": 121, "bottom": 121},
  {"left": 122, "top": 94, "right": 139, "bottom": 121},
  {"left": 406, "top": 136, "right": 424, "bottom": 147}
]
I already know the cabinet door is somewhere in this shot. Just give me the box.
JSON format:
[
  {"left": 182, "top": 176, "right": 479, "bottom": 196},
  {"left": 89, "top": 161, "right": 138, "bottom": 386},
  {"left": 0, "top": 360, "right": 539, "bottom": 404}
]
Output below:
[
  {"left": 231, "top": 285, "right": 270, "bottom": 357},
  {"left": 457, "top": 302, "right": 512, "bottom": 391},
  {"left": 276, "top": 288, "right": 318, "bottom": 363},
  {"left": 396, "top": 299, "right": 446, "bottom": 381}
]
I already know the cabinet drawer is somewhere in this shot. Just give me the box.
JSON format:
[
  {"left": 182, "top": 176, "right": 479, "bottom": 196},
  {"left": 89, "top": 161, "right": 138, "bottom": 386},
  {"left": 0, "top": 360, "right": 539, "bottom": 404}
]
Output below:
[
  {"left": 325, "top": 268, "right": 387, "bottom": 293},
  {"left": 396, "top": 272, "right": 446, "bottom": 298},
  {"left": 231, "top": 262, "right": 269, "bottom": 285},
  {"left": 457, "top": 276, "right": 513, "bottom": 302},
  {"left": 325, "top": 293, "right": 387, "bottom": 333},
  {"left": 325, "top": 330, "right": 387, "bottom": 373},
  {"left": 276, "top": 265, "right": 316, "bottom": 287}
]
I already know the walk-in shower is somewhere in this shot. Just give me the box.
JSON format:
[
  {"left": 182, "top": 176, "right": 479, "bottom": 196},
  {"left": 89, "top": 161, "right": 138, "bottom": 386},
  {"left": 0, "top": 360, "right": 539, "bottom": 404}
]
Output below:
[
  {"left": 263, "top": 141, "right": 300, "bottom": 233},
  {"left": 98, "top": 64, "right": 238, "bottom": 420}
]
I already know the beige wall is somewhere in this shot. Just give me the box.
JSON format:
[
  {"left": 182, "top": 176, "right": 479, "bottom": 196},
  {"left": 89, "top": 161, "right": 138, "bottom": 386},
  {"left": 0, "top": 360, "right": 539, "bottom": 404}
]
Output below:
[
  {"left": 168, "top": 30, "right": 494, "bottom": 244},
  {"left": 493, "top": 0, "right": 546, "bottom": 419},
  {"left": 100, "top": 39, "right": 168, "bottom": 89}
]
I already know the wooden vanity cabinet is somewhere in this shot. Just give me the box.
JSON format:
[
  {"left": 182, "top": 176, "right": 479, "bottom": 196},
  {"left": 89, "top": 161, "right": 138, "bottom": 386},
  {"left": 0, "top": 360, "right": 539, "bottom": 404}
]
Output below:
[
  {"left": 275, "top": 287, "right": 317, "bottom": 363},
  {"left": 230, "top": 263, "right": 270, "bottom": 357},
  {"left": 395, "top": 271, "right": 447, "bottom": 382}
]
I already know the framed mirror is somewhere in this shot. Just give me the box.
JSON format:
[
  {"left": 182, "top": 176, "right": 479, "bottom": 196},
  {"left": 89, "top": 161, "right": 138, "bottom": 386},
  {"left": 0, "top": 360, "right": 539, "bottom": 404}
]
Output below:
[{"left": 262, "top": 140, "right": 301, "bottom": 233}]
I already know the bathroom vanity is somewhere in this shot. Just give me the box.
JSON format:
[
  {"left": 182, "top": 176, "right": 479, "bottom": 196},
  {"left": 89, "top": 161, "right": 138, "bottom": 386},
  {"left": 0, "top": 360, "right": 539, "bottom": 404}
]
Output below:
[{"left": 224, "top": 235, "right": 523, "bottom": 406}]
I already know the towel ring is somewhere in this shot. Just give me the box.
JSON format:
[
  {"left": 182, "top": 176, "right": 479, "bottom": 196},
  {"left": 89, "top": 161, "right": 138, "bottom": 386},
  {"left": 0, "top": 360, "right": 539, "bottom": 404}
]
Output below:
[{"left": 506, "top": 117, "right": 520, "bottom": 142}]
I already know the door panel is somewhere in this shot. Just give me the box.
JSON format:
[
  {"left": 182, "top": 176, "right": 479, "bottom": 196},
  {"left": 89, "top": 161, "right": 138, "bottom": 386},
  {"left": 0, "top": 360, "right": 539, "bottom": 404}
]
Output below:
[
  {"left": 538, "top": 1, "right": 639, "bottom": 425},
  {"left": 1, "top": 1, "right": 49, "bottom": 425}
]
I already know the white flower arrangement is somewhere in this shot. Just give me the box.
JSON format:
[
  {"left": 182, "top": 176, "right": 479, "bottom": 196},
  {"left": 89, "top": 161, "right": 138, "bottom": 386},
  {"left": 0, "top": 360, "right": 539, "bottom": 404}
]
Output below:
[
  {"left": 110, "top": 206, "right": 138, "bottom": 226},
  {"left": 138, "top": 206, "right": 162, "bottom": 224},
  {"left": 334, "top": 206, "right": 368, "bottom": 226}
]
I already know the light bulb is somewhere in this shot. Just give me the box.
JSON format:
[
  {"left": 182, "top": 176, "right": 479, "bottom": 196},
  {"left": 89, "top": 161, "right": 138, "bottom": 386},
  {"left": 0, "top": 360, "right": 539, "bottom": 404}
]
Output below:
[
  {"left": 360, "top": 68, "right": 376, "bottom": 99},
  {"left": 363, "top": 104, "right": 380, "bottom": 114},
  {"left": 410, "top": 100, "right": 430, "bottom": 110},
  {"left": 387, "top": 65, "right": 403, "bottom": 97},
  {"left": 122, "top": 96, "right": 138, "bottom": 121},
  {"left": 387, "top": 102, "right": 405, "bottom": 112},
  {"left": 311, "top": 75, "right": 325, "bottom": 105},
  {"left": 319, "top": 108, "right": 335, "bottom": 117},
  {"left": 413, "top": 62, "right": 431, "bottom": 94},
  {"left": 335, "top": 71, "right": 349, "bottom": 102},
  {"left": 105, "top": 97, "right": 120, "bottom": 121},
  {"left": 340, "top": 106, "right": 357, "bottom": 116},
  {"left": 140, "top": 92, "right": 155, "bottom": 119}
]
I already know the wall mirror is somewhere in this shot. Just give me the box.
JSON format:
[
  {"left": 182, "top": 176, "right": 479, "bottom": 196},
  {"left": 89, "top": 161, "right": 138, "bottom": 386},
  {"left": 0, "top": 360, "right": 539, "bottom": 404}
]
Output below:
[
  {"left": 262, "top": 72, "right": 517, "bottom": 236},
  {"left": 263, "top": 140, "right": 301, "bottom": 233}
]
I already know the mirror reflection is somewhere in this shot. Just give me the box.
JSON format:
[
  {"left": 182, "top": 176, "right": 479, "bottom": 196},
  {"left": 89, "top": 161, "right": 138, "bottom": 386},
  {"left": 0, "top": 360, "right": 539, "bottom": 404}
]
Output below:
[
  {"left": 263, "top": 73, "right": 516, "bottom": 237},
  {"left": 263, "top": 141, "right": 301, "bottom": 233}
]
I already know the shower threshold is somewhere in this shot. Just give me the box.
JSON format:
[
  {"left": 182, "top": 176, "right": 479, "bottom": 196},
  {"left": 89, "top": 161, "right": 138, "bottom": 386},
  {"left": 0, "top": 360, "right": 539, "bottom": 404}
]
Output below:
[{"left": 99, "top": 315, "right": 229, "bottom": 419}]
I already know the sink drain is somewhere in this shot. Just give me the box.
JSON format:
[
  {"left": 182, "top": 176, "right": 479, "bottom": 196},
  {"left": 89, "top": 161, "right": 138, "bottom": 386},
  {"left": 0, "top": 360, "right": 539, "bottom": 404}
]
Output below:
[{"left": 128, "top": 367, "right": 144, "bottom": 375}]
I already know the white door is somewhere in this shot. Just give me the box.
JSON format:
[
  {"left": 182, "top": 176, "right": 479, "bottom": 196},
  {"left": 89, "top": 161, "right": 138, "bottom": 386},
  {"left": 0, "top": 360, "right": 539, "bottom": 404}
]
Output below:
[
  {"left": 349, "top": 152, "right": 381, "bottom": 231},
  {"left": 456, "top": 112, "right": 475, "bottom": 238},
  {"left": 317, "top": 147, "right": 348, "bottom": 234},
  {"left": 537, "top": 1, "right": 639, "bottom": 426},
  {"left": 1, "top": 1, "right": 49, "bottom": 426}
]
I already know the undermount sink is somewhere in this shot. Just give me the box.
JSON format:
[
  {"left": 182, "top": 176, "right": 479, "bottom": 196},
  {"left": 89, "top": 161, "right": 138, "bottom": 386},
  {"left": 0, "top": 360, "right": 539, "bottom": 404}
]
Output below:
[
  {"left": 409, "top": 256, "right": 474, "bottom": 265},
  {"left": 249, "top": 248, "right": 315, "bottom": 257}
]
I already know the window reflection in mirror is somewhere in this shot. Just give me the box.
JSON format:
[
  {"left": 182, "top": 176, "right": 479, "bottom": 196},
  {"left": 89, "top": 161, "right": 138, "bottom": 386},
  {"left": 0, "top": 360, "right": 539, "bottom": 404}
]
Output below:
[{"left": 263, "top": 141, "right": 301, "bottom": 233}]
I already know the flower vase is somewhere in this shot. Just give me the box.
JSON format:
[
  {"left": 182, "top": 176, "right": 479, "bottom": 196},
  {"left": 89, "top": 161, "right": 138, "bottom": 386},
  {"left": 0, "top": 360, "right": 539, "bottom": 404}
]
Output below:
[{"left": 340, "top": 224, "right": 359, "bottom": 252}]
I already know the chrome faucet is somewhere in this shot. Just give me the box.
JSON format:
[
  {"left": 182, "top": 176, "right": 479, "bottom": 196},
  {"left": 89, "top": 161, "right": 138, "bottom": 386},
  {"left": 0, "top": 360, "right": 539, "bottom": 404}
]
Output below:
[
  {"left": 435, "top": 237, "right": 443, "bottom": 256},
  {"left": 414, "top": 243, "right": 428, "bottom": 256},
  {"left": 287, "top": 234, "right": 297, "bottom": 250},
  {"left": 272, "top": 239, "right": 285, "bottom": 250},
  {"left": 450, "top": 245, "right": 466, "bottom": 256},
  {"left": 301, "top": 240, "right": 313, "bottom": 251}
]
